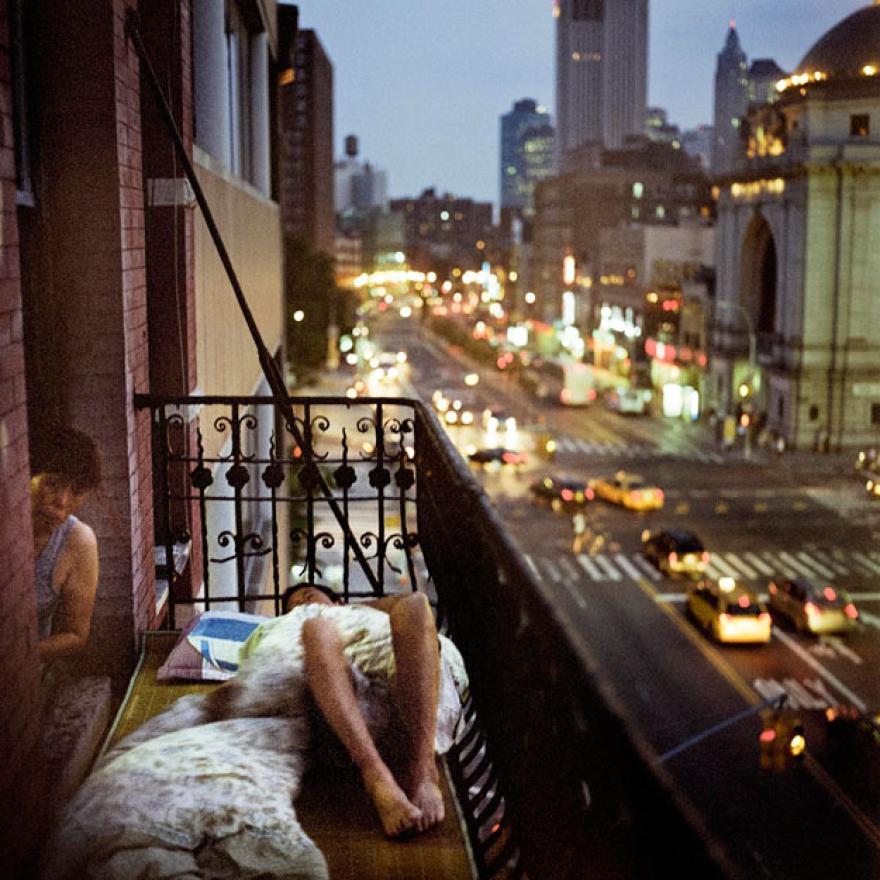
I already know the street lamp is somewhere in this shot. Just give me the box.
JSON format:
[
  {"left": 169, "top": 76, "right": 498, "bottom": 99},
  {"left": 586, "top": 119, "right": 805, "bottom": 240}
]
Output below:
[{"left": 716, "top": 300, "right": 756, "bottom": 459}]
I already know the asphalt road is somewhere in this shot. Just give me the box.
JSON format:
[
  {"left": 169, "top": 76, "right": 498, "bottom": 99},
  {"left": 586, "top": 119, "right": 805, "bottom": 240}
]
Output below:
[{"left": 365, "top": 311, "right": 880, "bottom": 879}]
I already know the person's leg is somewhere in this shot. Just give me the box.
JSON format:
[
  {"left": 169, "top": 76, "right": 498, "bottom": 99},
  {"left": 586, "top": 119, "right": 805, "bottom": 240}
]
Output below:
[
  {"left": 388, "top": 592, "right": 444, "bottom": 831},
  {"left": 301, "top": 616, "right": 422, "bottom": 837}
]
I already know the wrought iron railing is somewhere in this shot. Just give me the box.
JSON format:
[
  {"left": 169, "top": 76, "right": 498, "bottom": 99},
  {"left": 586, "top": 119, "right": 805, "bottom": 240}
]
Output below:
[{"left": 135, "top": 392, "right": 734, "bottom": 880}]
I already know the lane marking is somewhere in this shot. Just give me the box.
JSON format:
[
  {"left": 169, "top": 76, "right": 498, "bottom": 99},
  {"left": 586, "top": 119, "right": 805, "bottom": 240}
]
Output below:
[
  {"left": 523, "top": 553, "right": 541, "bottom": 580},
  {"left": 772, "top": 628, "right": 867, "bottom": 712},
  {"left": 559, "top": 577, "right": 587, "bottom": 609}
]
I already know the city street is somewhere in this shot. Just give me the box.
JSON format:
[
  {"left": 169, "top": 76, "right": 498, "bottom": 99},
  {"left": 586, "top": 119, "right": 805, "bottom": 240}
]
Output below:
[{"left": 362, "top": 309, "right": 880, "bottom": 879}]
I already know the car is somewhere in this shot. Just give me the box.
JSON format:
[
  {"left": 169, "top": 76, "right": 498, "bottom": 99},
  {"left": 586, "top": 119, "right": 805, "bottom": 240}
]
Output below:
[
  {"left": 482, "top": 406, "right": 516, "bottom": 432},
  {"left": 686, "top": 577, "right": 772, "bottom": 644},
  {"left": 432, "top": 389, "right": 477, "bottom": 426},
  {"left": 591, "top": 471, "right": 664, "bottom": 511},
  {"left": 605, "top": 387, "right": 653, "bottom": 415},
  {"left": 641, "top": 528, "right": 710, "bottom": 578},
  {"left": 468, "top": 447, "right": 528, "bottom": 467},
  {"left": 767, "top": 578, "right": 859, "bottom": 634},
  {"left": 867, "top": 477, "right": 880, "bottom": 499},
  {"left": 529, "top": 475, "right": 595, "bottom": 512}
]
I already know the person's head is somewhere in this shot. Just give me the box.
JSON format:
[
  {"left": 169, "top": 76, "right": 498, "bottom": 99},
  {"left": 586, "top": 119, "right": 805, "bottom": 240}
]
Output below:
[
  {"left": 282, "top": 582, "right": 342, "bottom": 612},
  {"left": 30, "top": 427, "right": 102, "bottom": 529}
]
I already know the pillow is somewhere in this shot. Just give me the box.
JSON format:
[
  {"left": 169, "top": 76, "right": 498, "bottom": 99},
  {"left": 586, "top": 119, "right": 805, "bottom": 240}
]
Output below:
[{"left": 157, "top": 610, "right": 267, "bottom": 682}]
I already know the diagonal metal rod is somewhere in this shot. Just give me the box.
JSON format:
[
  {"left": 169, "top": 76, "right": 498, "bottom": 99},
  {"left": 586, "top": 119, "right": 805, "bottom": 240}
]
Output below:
[
  {"left": 125, "top": 10, "right": 379, "bottom": 592},
  {"left": 655, "top": 694, "right": 787, "bottom": 765}
]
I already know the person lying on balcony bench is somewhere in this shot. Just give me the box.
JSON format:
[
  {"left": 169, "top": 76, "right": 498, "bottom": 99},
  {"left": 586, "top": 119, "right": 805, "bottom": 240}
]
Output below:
[
  {"left": 30, "top": 427, "right": 101, "bottom": 680},
  {"left": 205, "top": 583, "right": 467, "bottom": 838}
]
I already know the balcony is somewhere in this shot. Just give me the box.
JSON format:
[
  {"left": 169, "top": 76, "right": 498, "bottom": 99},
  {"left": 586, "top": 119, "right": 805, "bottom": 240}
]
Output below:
[{"left": 133, "top": 391, "right": 730, "bottom": 879}]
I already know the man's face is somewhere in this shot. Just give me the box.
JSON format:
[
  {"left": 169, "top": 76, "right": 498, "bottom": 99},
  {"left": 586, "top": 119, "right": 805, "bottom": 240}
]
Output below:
[
  {"left": 285, "top": 586, "right": 337, "bottom": 611},
  {"left": 31, "top": 472, "right": 90, "bottom": 529}
]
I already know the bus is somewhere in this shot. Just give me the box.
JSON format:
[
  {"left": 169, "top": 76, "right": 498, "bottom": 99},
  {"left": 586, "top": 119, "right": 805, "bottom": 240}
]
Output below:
[{"left": 526, "top": 357, "right": 597, "bottom": 407}]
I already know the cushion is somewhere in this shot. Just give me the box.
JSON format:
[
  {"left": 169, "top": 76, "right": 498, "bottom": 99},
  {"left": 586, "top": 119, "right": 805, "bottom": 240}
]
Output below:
[{"left": 157, "top": 610, "right": 267, "bottom": 682}]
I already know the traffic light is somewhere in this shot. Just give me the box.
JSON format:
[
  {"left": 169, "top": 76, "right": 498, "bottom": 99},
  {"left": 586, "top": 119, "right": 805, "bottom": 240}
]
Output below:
[{"left": 738, "top": 381, "right": 752, "bottom": 400}]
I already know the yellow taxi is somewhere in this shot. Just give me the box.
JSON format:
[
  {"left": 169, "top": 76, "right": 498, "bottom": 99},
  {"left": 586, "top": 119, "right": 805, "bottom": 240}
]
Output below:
[
  {"left": 687, "top": 577, "right": 772, "bottom": 644},
  {"left": 591, "top": 471, "right": 664, "bottom": 511}
]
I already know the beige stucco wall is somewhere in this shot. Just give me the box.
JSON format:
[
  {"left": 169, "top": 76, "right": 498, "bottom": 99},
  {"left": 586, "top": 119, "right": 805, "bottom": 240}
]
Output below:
[{"left": 194, "top": 148, "right": 283, "bottom": 389}]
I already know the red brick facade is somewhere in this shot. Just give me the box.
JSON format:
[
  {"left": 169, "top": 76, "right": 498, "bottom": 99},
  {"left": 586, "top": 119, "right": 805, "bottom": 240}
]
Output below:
[{"left": 0, "top": 2, "right": 44, "bottom": 867}]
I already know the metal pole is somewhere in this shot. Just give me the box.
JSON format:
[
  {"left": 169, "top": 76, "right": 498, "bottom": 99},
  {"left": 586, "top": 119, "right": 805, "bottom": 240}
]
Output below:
[{"left": 718, "top": 301, "right": 755, "bottom": 460}]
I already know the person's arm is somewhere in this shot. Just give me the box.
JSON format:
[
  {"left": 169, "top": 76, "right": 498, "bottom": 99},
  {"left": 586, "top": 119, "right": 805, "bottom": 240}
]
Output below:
[
  {"left": 361, "top": 594, "right": 417, "bottom": 615},
  {"left": 38, "top": 523, "right": 99, "bottom": 662}
]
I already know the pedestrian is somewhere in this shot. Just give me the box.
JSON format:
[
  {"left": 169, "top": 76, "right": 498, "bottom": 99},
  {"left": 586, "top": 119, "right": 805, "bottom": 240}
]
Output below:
[
  {"left": 774, "top": 434, "right": 786, "bottom": 459},
  {"left": 571, "top": 510, "right": 587, "bottom": 554}
]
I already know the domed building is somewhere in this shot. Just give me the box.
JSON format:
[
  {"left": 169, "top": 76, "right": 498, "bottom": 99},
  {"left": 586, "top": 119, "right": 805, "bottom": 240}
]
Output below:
[{"left": 711, "top": 4, "right": 880, "bottom": 450}]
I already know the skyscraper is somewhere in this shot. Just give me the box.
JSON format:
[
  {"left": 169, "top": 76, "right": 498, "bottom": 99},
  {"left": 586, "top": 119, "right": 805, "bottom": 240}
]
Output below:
[
  {"left": 711, "top": 22, "right": 749, "bottom": 174},
  {"left": 499, "top": 99, "right": 554, "bottom": 214},
  {"left": 554, "top": 0, "right": 648, "bottom": 163}
]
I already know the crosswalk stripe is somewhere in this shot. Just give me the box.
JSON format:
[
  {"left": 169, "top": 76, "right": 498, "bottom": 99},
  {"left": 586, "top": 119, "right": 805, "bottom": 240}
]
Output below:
[
  {"left": 630, "top": 554, "right": 663, "bottom": 581},
  {"left": 765, "top": 551, "right": 797, "bottom": 578},
  {"left": 721, "top": 553, "right": 757, "bottom": 579},
  {"left": 593, "top": 554, "right": 622, "bottom": 581},
  {"left": 614, "top": 554, "right": 645, "bottom": 580},
  {"left": 523, "top": 553, "right": 541, "bottom": 579},
  {"left": 541, "top": 558, "right": 563, "bottom": 583},
  {"left": 709, "top": 556, "right": 739, "bottom": 578},
  {"left": 852, "top": 551, "right": 880, "bottom": 576},
  {"left": 811, "top": 550, "right": 851, "bottom": 575},
  {"left": 576, "top": 554, "right": 604, "bottom": 580},
  {"left": 705, "top": 562, "right": 724, "bottom": 579},
  {"left": 743, "top": 552, "right": 775, "bottom": 577},
  {"left": 557, "top": 556, "right": 581, "bottom": 581},
  {"left": 778, "top": 551, "right": 823, "bottom": 580},
  {"left": 795, "top": 551, "right": 835, "bottom": 580}
]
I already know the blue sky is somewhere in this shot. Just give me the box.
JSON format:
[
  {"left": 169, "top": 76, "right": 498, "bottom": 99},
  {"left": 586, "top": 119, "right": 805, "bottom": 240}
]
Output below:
[{"left": 290, "top": 1, "right": 867, "bottom": 203}]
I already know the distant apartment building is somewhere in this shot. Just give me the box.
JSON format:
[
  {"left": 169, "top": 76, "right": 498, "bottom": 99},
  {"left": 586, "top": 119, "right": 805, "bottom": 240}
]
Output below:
[
  {"left": 531, "top": 140, "right": 712, "bottom": 327},
  {"left": 335, "top": 134, "right": 388, "bottom": 214},
  {"left": 280, "top": 28, "right": 334, "bottom": 254},
  {"left": 749, "top": 59, "right": 787, "bottom": 107},
  {"left": 390, "top": 188, "right": 493, "bottom": 272},
  {"left": 645, "top": 107, "right": 681, "bottom": 146},
  {"left": 682, "top": 125, "right": 713, "bottom": 172},
  {"left": 554, "top": 0, "right": 648, "bottom": 164}
]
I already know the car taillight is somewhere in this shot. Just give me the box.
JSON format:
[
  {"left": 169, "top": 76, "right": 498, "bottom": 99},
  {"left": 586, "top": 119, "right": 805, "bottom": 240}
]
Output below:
[
  {"left": 656, "top": 489, "right": 664, "bottom": 501},
  {"left": 805, "top": 602, "right": 819, "bottom": 618},
  {"left": 669, "top": 552, "right": 678, "bottom": 563},
  {"left": 585, "top": 488, "right": 595, "bottom": 500},
  {"left": 630, "top": 491, "right": 641, "bottom": 502},
  {"left": 561, "top": 489, "right": 574, "bottom": 501},
  {"left": 701, "top": 552, "right": 710, "bottom": 562},
  {"left": 759, "top": 612, "right": 771, "bottom": 624},
  {"left": 588, "top": 389, "right": 597, "bottom": 401},
  {"left": 502, "top": 452, "right": 515, "bottom": 463},
  {"left": 719, "top": 613, "right": 731, "bottom": 626},
  {"left": 845, "top": 603, "right": 859, "bottom": 620},
  {"left": 823, "top": 586, "right": 837, "bottom": 601}
]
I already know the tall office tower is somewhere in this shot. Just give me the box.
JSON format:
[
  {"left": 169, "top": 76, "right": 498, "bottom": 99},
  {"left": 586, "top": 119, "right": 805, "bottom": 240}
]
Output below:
[
  {"left": 711, "top": 22, "right": 749, "bottom": 175},
  {"left": 554, "top": 0, "right": 649, "bottom": 164},
  {"left": 500, "top": 99, "right": 554, "bottom": 214}
]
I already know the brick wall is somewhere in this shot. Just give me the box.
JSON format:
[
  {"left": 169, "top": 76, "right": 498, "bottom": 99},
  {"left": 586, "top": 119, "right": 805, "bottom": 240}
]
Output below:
[{"left": 0, "top": 2, "right": 47, "bottom": 872}]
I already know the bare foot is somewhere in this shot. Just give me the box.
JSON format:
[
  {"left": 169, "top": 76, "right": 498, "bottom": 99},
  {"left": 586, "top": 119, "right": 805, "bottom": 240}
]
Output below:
[
  {"left": 363, "top": 769, "right": 423, "bottom": 837},
  {"left": 409, "top": 777, "right": 445, "bottom": 832}
]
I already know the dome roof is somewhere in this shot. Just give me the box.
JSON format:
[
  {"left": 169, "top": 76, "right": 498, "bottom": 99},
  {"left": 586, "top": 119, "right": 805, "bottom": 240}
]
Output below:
[{"left": 797, "top": 5, "right": 880, "bottom": 77}]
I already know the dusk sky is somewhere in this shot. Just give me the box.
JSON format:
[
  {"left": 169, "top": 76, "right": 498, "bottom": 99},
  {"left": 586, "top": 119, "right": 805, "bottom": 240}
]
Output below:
[{"left": 290, "top": 1, "right": 867, "bottom": 205}]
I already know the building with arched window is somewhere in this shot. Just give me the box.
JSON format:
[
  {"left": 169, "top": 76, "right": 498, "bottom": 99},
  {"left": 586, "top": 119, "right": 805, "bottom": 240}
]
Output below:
[{"left": 711, "top": 4, "right": 880, "bottom": 450}]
